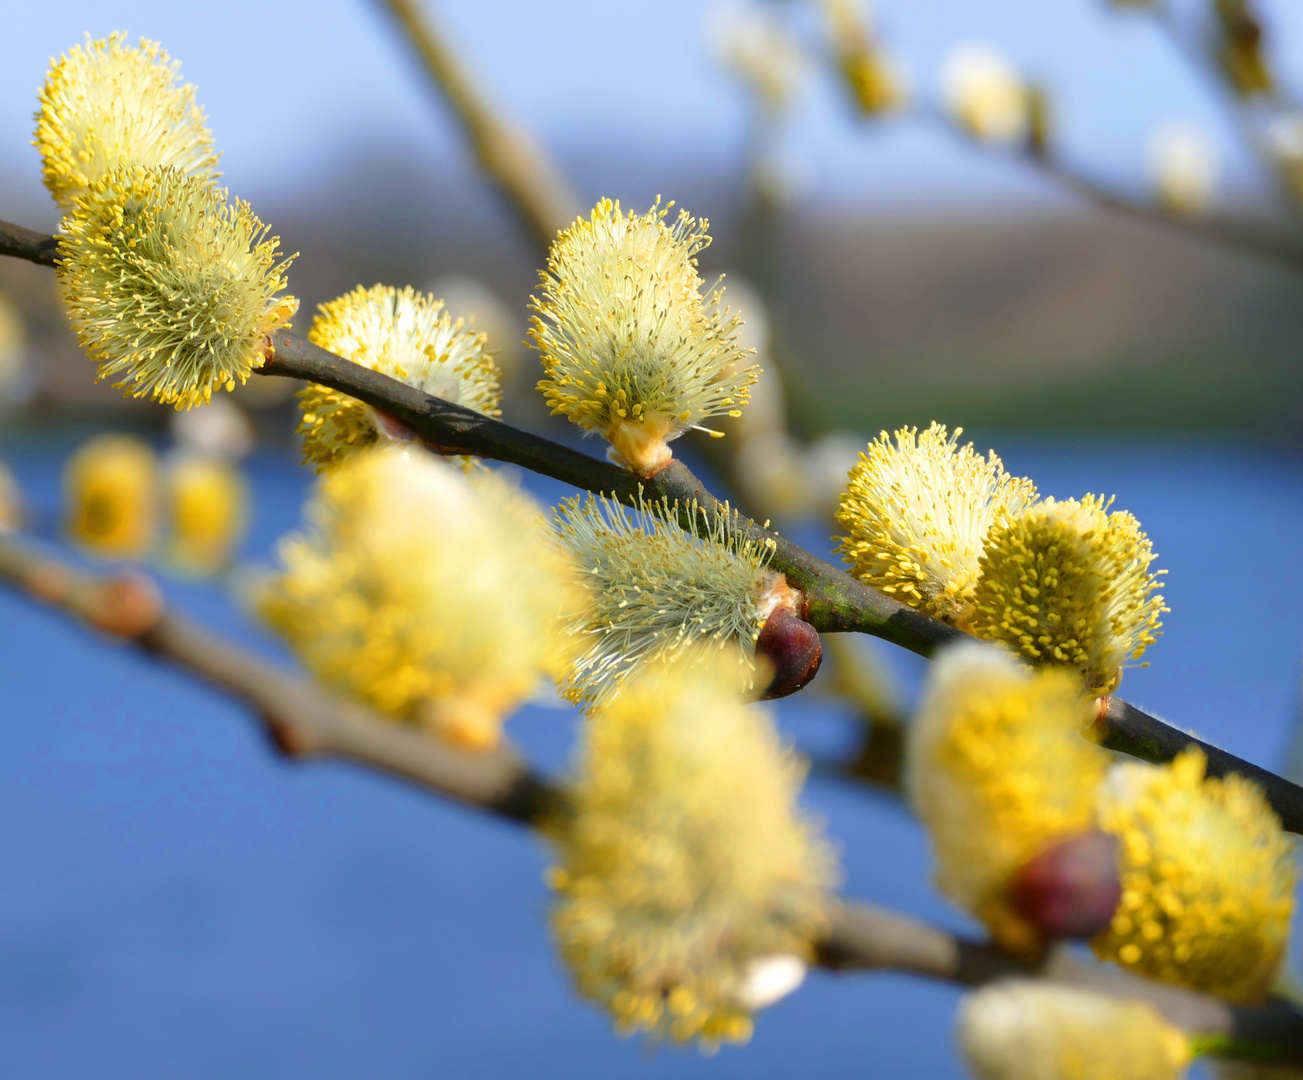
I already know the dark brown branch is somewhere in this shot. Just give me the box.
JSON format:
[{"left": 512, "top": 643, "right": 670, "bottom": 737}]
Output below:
[
  {"left": 258, "top": 329, "right": 1303, "bottom": 834},
  {"left": 1098, "top": 696, "right": 1303, "bottom": 833},
  {"left": 4, "top": 216, "right": 1303, "bottom": 836},
  {"left": 0, "top": 219, "right": 59, "bottom": 267},
  {"left": 1, "top": 529, "right": 1299, "bottom": 1063},
  {"left": 262, "top": 329, "right": 964, "bottom": 653}
]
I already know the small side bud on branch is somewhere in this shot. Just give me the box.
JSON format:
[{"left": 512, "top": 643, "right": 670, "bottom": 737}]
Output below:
[
  {"left": 756, "top": 607, "right": 823, "bottom": 699},
  {"left": 1011, "top": 830, "right": 1121, "bottom": 941}
]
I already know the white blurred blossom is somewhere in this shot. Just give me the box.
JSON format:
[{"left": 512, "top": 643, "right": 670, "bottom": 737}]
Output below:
[
  {"left": 1147, "top": 124, "right": 1219, "bottom": 215},
  {"left": 941, "top": 44, "right": 1029, "bottom": 144}
]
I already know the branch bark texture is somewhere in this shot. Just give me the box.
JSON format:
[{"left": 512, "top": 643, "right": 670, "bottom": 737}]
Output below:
[{"left": 1, "top": 216, "right": 1299, "bottom": 832}]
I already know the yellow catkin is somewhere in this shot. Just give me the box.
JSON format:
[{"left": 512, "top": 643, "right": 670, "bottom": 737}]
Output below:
[
  {"left": 958, "top": 980, "right": 1192, "bottom": 1080},
  {"left": 941, "top": 43, "right": 1029, "bottom": 144},
  {"left": 34, "top": 31, "right": 219, "bottom": 209},
  {"left": 300, "top": 284, "right": 501, "bottom": 472},
  {"left": 552, "top": 492, "right": 786, "bottom": 708},
  {"left": 256, "top": 447, "right": 575, "bottom": 751},
  {"left": 824, "top": 0, "right": 908, "bottom": 115},
  {"left": 63, "top": 434, "right": 159, "bottom": 560},
  {"left": 56, "top": 166, "right": 297, "bottom": 410},
  {"left": 163, "top": 454, "right": 247, "bottom": 576},
  {"left": 1093, "top": 748, "right": 1295, "bottom": 1003},
  {"left": 530, "top": 198, "right": 759, "bottom": 474},
  {"left": 548, "top": 653, "right": 836, "bottom": 1048},
  {"left": 835, "top": 423, "right": 1037, "bottom": 626},
  {"left": 907, "top": 643, "right": 1107, "bottom": 954},
  {"left": 972, "top": 494, "right": 1166, "bottom": 695}
]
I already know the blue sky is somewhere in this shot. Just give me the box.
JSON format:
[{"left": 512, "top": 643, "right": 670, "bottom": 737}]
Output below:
[{"left": 4, "top": 0, "right": 1303, "bottom": 220}]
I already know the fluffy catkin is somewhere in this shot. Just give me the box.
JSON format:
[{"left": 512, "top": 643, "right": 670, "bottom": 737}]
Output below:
[
  {"left": 958, "top": 981, "right": 1191, "bottom": 1080},
  {"left": 63, "top": 434, "right": 159, "bottom": 560},
  {"left": 553, "top": 492, "right": 790, "bottom": 707},
  {"left": 1093, "top": 748, "right": 1295, "bottom": 1003},
  {"left": 256, "top": 447, "right": 575, "bottom": 750},
  {"left": 972, "top": 494, "right": 1166, "bottom": 694},
  {"left": 56, "top": 166, "right": 297, "bottom": 409},
  {"left": 530, "top": 198, "right": 758, "bottom": 474},
  {"left": 34, "top": 31, "right": 219, "bottom": 209},
  {"left": 907, "top": 643, "right": 1107, "bottom": 954},
  {"left": 162, "top": 454, "right": 247, "bottom": 575},
  {"left": 299, "top": 284, "right": 501, "bottom": 472},
  {"left": 548, "top": 653, "right": 836, "bottom": 1047},
  {"left": 835, "top": 423, "right": 1037, "bottom": 626}
]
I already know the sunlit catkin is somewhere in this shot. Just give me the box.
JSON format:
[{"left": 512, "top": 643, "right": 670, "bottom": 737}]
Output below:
[
  {"left": 907, "top": 644, "right": 1107, "bottom": 955},
  {"left": 548, "top": 655, "right": 835, "bottom": 1047},
  {"left": 823, "top": 0, "right": 909, "bottom": 115},
  {"left": 530, "top": 198, "right": 759, "bottom": 475},
  {"left": 971, "top": 494, "right": 1166, "bottom": 695},
  {"left": 958, "top": 981, "right": 1192, "bottom": 1080},
  {"left": 256, "top": 447, "right": 572, "bottom": 750},
  {"left": 1093, "top": 748, "right": 1295, "bottom": 1003},
  {"left": 300, "top": 284, "right": 501, "bottom": 471},
  {"left": 57, "top": 166, "right": 297, "bottom": 410},
  {"left": 941, "top": 43, "right": 1030, "bottom": 144},
  {"left": 835, "top": 423, "right": 1037, "bottom": 626},
  {"left": 1147, "top": 124, "right": 1219, "bottom": 216},
  {"left": 162, "top": 454, "right": 248, "bottom": 576},
  {"left": 34, "top": 32, "right": 219, "bottom": 209},
  {"left": 553, "top": 493, "right": 792, "bottom": 707},
  {"left": 63, "top": 434, "right": 159, "bottom": 560}
]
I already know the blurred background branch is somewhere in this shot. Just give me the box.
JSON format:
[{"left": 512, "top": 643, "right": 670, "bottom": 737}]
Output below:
[
  {"left": 374, "top": 0, "right": 581, "bottom": 253},
  {"left": 2, "top": 525, "right": 1301, "bottom": 1066}
]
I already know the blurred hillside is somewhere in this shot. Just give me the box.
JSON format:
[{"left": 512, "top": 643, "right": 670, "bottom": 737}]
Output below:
[{"left": 3, "top": 149, "right": 1302, "bottom": 441}]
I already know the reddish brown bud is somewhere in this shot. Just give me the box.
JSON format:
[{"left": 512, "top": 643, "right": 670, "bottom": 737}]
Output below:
[
  {"left": 1012, "top": 830, "right": 1121, "bottom": 940},
  {"left": 756, "top": 607, "right": 822, "bottom": 699}
]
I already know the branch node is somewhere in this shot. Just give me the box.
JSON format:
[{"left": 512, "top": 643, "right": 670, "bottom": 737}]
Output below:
[{"left": 89, "top": 573, "right": 165, "bottom": 639}]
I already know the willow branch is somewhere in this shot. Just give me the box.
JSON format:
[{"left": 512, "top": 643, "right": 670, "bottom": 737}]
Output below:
[
  {"left": 256, "top": 331, "right": 1303, "bottom": 832},
  {"left": 3, "top": 218, "right": 1302, "bottom": 832},
  {"left": 261, "top": 329, "right": 969, "bottom": 653},
  {"left": 0, "top": 534, "right": 557, "bottom": 822},
  {"left": 916, "top": 101, "right": 1303, "bottom": 274},
  {"left": 0, "top": 219, "right": 60, "bottom": 266},
  {"left": 0, "top": 530, "right": 1298, "bottom": 1064},
  {"left": 372, "top": 0, "right": 580, "bottom": 253}
]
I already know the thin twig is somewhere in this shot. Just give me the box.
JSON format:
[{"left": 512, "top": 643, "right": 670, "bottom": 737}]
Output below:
[
  {"left": 4, "top": 218, "right": 1302, "bottom": 832},
  {"left": 0, "top": 529, "right": 1299, "bottom": 1064},
  {"left": 0, "top": 219, "right": 59, "bottom": 266},
  {"left": 0, "top": 535, "right": 557, "bottom": 823},
  {"left": 372, "top": 0, "right": 580, "bottom": 253},
  {"left": 915, "top": 100, "right": 1303, "bottom": 274}
]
